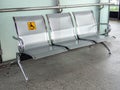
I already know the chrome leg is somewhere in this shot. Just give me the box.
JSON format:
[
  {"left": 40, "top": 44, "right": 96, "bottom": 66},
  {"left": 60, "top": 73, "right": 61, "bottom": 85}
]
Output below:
[
  {"left": 100, "top": 42, "right": 111, "bottom": 55},
  {"left": 16, "top": 53, "right": 28, "bottom": 81}
]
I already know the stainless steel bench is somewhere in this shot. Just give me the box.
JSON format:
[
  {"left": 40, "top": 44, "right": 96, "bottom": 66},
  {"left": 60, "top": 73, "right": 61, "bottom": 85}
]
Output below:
[{"left": 13, "top": 11, "right": 113, "bottom": 81}]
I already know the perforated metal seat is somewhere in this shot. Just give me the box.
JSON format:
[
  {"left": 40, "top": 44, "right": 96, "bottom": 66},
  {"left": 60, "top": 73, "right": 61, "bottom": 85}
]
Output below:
[
  {"left": 73, "top": 10, "right": 112, "bottom": 42},
  {"left": 73, "top": 11, "right": 97, "bottom": 36},
  {"left": 14, "top": 16, "right": 48, "bottom": 54},
  {"left": 13, "top": 15, "right": 66, "bottom": 81},
  {"left": 73, "top": 10, "right": 112, "bottom": 54},
  {"left": 46, "top": 13, "right": 92, "bottom": 50}
]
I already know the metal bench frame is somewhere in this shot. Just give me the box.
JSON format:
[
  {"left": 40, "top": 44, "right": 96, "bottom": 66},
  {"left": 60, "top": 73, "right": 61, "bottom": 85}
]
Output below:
[{"left": 13, "top": 11, "right": 113, "bottom": 81}]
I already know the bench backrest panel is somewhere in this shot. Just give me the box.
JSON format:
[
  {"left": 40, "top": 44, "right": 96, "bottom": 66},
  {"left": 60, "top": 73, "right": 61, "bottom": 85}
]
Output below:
[
  {"left": 13, "top": 15, "right": 49, "bottom": 50},
  {"left": 73, "top": 11, "right": 97, "bottom": 36},
  {"left": 47, "top": 13, "right": 76, "bottom": 43}
]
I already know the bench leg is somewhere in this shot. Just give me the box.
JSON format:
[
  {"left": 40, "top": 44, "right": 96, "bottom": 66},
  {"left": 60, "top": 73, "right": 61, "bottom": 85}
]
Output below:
[
  {"left": 16, "top": 53, "right": 28, "bottom": 81},
  {"left": 100, "top": 42, "right": 111, "bottom": 55}
]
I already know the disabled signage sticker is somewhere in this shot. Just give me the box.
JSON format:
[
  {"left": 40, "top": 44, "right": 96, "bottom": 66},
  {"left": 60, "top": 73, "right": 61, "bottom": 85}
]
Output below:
[{"left": 27, "top": 22, "right": 36, "bottom": 30}]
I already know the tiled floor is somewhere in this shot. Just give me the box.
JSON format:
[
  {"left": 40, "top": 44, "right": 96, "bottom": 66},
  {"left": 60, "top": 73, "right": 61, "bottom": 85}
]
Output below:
[{"left": 0, "top": 20, "right": 120, "bottom": 90}]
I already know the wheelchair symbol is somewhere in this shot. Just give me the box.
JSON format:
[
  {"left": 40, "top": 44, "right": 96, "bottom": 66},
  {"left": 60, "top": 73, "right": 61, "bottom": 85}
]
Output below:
[{"left": 27, "top": 22, "right": 36, "bottom": 30}]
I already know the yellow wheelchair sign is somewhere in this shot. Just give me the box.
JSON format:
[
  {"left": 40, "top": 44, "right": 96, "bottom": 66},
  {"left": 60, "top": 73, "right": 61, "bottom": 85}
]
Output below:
[{"left": 27, "top": 22, "right": 36, "bottom": 30}]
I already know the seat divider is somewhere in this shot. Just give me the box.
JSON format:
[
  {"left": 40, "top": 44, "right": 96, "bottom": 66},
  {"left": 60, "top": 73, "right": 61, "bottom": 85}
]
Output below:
[
  {"left": 77, "top": 35, "right": 97, "bottom": 44},
  {"left": 51, "top": 42, "right": 70, "bottom": 51}
]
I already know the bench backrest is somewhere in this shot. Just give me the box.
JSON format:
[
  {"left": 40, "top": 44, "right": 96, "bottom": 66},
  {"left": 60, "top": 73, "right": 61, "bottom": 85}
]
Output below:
[
  {"left": 46, "top": 13, "right": 76, "bottom": 43},
  {"left": 73, "top": 11, "right": 97, "bottom": 36},
  {"left": 13, "top": 15, "right": 49, "bottom": 50}
]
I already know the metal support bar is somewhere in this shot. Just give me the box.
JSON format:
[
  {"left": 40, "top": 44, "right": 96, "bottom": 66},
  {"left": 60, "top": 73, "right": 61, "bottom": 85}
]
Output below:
[
  {"left": 77, "top": 35, "right": 97, "bottom": 44},
  {"left": 51, "top": 42, "right": 70, "bottom": 51},
  {"left": 100, "top": 5, "right": 104, "bottom": 10},
  {"left": 0, "top": 3, "right": 114, "bottom": 13},
  {"left": 57, "top": 0, "right": 63, "bottom": 13},
  {"left": 16, "top": 53, "right": 28, "bottom": 81},
  {"left": 100, "top": 42, "right": 111, "bottom": 54}
]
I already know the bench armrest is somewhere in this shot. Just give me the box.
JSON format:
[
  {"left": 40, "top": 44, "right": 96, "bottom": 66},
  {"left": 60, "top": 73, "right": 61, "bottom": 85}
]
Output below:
[
  {"left": 13, "top": 36, "right": 24, "bottom": 52},
  {"left": 99, "top": 23, "right": 111, "bottom": 36}
]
